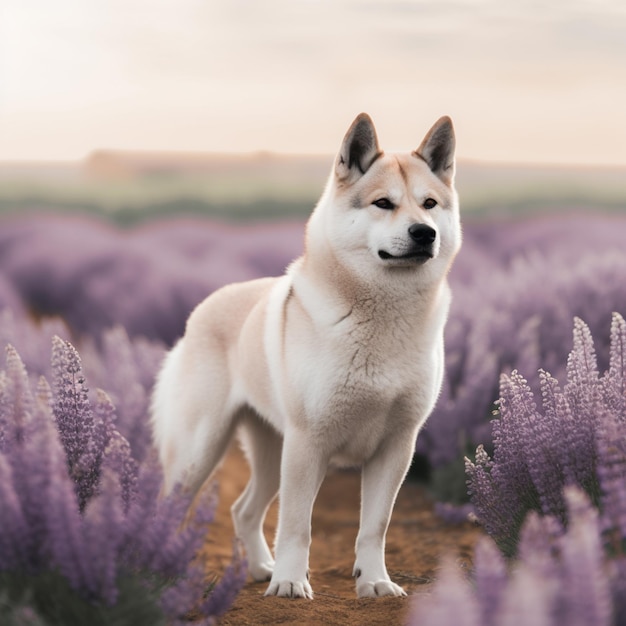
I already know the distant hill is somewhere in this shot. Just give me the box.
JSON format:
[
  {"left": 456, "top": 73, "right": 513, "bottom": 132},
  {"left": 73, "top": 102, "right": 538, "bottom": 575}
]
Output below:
[
  {"left": 83, "top": 150, "right": 331, "bottom": 183},
  {"left": 0, "top": 152, "right": 625, "bottom": 224}
]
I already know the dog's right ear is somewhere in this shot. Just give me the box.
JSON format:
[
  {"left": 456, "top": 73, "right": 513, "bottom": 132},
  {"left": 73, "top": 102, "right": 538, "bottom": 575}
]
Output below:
[{"left": 336, "top": 113, "right": 381, "bottom": 182}]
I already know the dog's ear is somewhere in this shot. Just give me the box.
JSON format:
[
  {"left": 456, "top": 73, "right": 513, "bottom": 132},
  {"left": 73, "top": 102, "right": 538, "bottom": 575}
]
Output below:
[
  {"left": 336, "top": 113, "right": 381, "bottom": 181},
  {"left": 415, "top": 116, "right": 455, "bottom": 185}
]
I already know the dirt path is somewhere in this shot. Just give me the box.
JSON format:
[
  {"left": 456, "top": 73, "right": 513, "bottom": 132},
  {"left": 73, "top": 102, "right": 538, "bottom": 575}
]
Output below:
[{"left": 201, "top": 446, "right": 482, "bottom": 625}]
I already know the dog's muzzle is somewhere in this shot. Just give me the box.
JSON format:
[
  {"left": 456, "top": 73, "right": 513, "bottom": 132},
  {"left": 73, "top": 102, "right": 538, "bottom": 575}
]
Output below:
[{"left": 378, "top": 223, "right": 436, "bottom": 263}]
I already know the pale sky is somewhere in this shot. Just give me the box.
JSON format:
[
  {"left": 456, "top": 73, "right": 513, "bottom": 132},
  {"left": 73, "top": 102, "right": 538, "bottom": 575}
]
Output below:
[{"left": 1, "top": 0, "right": 626, "bottom": 165}]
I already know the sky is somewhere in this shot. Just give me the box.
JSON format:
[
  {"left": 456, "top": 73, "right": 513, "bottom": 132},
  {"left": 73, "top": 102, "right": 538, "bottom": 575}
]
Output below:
[{"left": 1, "top": 0, "right": 626, "bottom": 165}]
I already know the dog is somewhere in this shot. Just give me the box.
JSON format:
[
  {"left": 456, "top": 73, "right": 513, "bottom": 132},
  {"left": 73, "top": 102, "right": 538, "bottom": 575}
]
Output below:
[{"left": 151, "top": 113, "right": 461, "bottom": 599}]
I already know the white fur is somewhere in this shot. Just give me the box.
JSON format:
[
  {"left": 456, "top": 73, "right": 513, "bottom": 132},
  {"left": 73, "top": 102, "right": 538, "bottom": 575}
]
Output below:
[{"left": 151, "top": 113, "right": 461, "bottom": 599}]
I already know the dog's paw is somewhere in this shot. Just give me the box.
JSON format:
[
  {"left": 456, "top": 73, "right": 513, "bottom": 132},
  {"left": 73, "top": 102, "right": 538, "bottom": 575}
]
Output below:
[
  {"left": 264, "top": 579, "right": 313, "bottom": 599},
  {"left": 249, "top": 559, "right": 274, "bottom": 582},
  {"left": 356, "top": 579, "right": 407, "bottom": 598}
]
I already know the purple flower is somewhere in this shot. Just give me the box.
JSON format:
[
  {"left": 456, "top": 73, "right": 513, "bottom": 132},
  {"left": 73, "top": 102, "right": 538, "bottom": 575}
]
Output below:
[
  {"left": 556, "top": 488, "right": 612, "bottom": 626},
  {"left": 409, "top": 489, "right": 614, "bottom": 626},
  {"left": 596, "top": 409, "right": 626, "bottom": 545},
  {"left": 473, "top": 537, "right": 507, "bottom": 626},
  {"left": 0, "top": 333, "right": 245, "bottom": 621},
  {"left": 433, "top": 501, "right": 475, "bottom": 525},
  {"left": 0, "top": 453, "right": 27, "bottom": 568},
  {"left": 51, "top": 336, "right": 98, "bottom": 508},
  {"left": 467, "top": 314, "right": 626, "bottom": 555},
  {"left": 457, "top": 314, "right": 626, "bottom": 625},
  {"left": 81, "top": 468, "right": 125, "bottom": 605},
  {"left": 422, "top": 216, "right": 626, "bottom": 491},
  {"left": 198, "top": 541, "right": 247, "bottom": 619},
  {"left": 409, "top": 556, "right": 481, "bottom": 626}
]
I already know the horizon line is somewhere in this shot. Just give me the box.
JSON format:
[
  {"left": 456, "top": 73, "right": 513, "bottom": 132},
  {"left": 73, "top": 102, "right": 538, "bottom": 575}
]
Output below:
[{"left": 1, "top": 151, "right": 626, "bottom": 172}]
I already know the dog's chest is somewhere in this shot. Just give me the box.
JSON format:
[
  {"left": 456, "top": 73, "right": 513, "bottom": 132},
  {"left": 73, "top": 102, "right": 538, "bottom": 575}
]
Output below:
[
  {"left": 294, "top": 306, "right": 443, "bottom": 461},
  {"left": 331, "top": 299, "right": 439, "bottom": 382}
]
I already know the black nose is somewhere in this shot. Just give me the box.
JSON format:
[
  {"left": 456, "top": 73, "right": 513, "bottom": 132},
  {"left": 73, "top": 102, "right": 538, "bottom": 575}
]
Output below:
[{"left": 408, "top": 223, "right": 436, "bottom": 245}]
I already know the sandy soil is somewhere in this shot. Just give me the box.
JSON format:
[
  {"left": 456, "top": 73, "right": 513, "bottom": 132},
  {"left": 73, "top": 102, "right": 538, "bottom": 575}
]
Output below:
[{"left": 201, "top": 446, "right": 482, "bottom": 625}]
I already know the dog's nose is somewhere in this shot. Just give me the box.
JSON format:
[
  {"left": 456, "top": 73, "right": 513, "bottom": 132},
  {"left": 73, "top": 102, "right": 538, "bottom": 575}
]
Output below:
[{"left": 408, "top": 223, "right": 436, "bottom": 245}]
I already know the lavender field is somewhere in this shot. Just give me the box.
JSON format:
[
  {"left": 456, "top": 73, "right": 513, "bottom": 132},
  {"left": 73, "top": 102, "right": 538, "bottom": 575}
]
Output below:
[
  {"left": 0, "top": 209, "right": 625, "bottom": 623},
  {"left": 2, "top": 211, "right": 625, "bottom": 487}
]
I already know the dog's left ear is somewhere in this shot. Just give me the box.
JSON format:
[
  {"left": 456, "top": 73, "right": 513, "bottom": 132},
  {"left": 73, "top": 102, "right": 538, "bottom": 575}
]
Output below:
[
  {"left": 336, "top": 113, "right": 382, "bottom": 182},
  {"left": 415, "top": 116, "right": 455, "bottom": 185}
]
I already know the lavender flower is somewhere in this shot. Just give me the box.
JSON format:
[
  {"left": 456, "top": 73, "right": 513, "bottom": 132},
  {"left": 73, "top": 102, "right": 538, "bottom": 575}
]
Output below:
[
  {"left": 199, "top": 543, "right": 247, "bottom": 620},
  {"left": 422, "top": 213, "right": 626, "bottom": 480},
  {"left": 0, "top": 333, "right": 245, "bottom": 621},
  {"left": 95, "top": 389, "right": 138, "bottom": 509},
  {"left": 433, "top": 501, "right": 475, "bottom": 525},
  {"left": 604, "top": 310, "right": 626, "bottom": 416},
  {"left": 51, "top": 336, "right": 102, "bottom": 509},
  {"left": 409, "top": 488, "right": 615, "bottom": 626},
  {"left": 557, "top": 488, "right": 613, "bottom": 626},
  {"left": 1, "top": 345, "right": 34, "bottom": 449},
  {"left": 450, "top": 314, "right": 626, "bottom": 624},
  {"left": 466, "top": 314, "right": 626, "bottom": 554},
  {"left": 0, "top": 454, "right": 27, "bottom": 568},
  {"left": 596, "top": 410, "right": 626, "bottom": 546},
  {"left": 473, "top": 537, "right": 508, "bottom": 626},
  {"left": 161, "top": 542, "right": 247, "bottom": 625},
  {"left": 410, "top": 556, "right": 481, "bottom": 626}
]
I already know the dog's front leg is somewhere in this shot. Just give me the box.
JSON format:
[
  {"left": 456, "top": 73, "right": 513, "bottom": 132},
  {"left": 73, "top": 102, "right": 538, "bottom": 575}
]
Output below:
[
  {"left": 353, "top": 429, "right": 417, "bottom": 598},
  {"left": 265, "top": 428, "right": 327, "bottom": 599}
]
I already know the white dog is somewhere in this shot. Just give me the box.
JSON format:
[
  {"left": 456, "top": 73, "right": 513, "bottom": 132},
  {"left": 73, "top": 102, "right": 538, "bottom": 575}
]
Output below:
[{"left": 151, "top": 113, "right": 461, "bottom": 599}]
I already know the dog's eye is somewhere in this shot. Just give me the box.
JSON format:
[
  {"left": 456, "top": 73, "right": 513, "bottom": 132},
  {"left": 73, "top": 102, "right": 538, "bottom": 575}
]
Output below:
[
  {"left": 373, "top": 198, "right": 395, "bottom": 210},
  {"left": 423, "top": 198, "right": 438, "bottom": 210}
]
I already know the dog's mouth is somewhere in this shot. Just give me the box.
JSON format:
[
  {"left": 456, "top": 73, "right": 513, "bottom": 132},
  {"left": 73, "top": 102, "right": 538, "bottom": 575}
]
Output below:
[{"left": 378, "top": 250, "right": 433, "bottom": 264}]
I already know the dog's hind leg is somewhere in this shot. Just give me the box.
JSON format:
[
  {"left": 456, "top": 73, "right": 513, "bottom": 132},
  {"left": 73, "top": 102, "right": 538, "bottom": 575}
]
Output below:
[{"left": 232, "top": 412, "right": 282, "bottom": 581}]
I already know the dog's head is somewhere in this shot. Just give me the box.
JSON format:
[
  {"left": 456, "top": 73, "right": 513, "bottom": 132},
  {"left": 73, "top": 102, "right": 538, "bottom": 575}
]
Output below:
[{"left": 309, "top": 114, "right": 461, "bottom": 287}]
